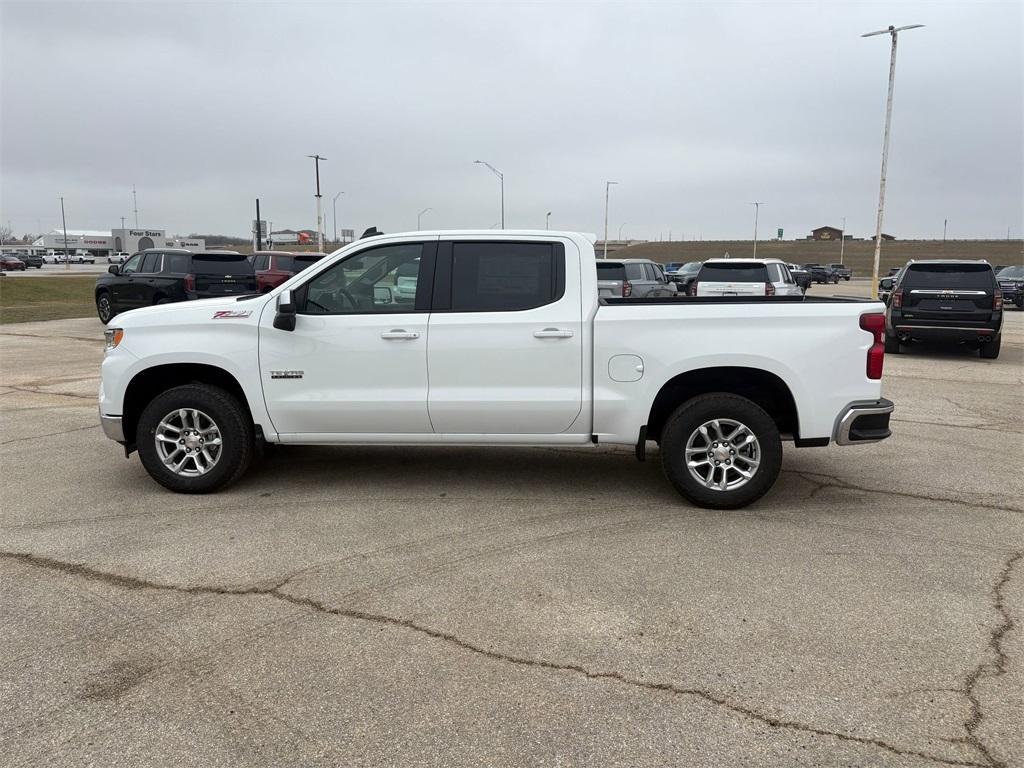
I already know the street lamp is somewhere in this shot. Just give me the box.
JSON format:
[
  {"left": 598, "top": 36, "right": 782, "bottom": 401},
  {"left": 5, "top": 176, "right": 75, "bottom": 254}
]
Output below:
[
  {"left": 59, "top": 197, "right": 69, "bottom": 271},
  {"left": 417, "top": 207, "right": 432, "bottom": 230},
  {"left": 603, "top": 181, "right": 618, "bottom": 258},
  {"left": 863, "top": 23, "right": 924, "bottom": 298},
  {"left": 618, "top": 222, "right": 626, "bottom": 240},
  {"left": 473, "top": 160, "right": 504, "bottom": 228},
  {"left": 840, "top": 216, "right": 846, "bottom": 264},
  {"left": 332, "top": 191, "right": 344, "bottom": 246},
  {"left": 307, "top": 154, "right": 327, "bottom": 253},
  {"left": 750, "top": 202, "right": 764, "bottom": 258},
  {"left": 545, "top": 212, "right": 551, "bottom": 230}
]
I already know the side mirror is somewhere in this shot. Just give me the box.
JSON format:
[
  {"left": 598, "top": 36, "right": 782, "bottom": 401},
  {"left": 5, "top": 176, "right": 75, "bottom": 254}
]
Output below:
[
  {"left": 108, "top": 265, "right": 120, "bottom": 275},
  {"left": 273, "top": 289, "right": 297, "bottom": 331},
  {"left": 373, "top": 286, "right": 393, "bottom": 305},
  {"left": 879, "top": 278, "right": 894, "bottom": 290}
]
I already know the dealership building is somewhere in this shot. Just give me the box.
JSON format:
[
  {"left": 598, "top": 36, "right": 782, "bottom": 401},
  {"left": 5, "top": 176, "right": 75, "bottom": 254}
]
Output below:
[{"left": 31, "top": 229, "right": 205, "bottom": 257}]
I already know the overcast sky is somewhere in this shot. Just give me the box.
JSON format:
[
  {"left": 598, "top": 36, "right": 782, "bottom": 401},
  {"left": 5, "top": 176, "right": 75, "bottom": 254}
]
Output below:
[{"left": 2, "top": 1, "right": 1021, "bottom": 241}]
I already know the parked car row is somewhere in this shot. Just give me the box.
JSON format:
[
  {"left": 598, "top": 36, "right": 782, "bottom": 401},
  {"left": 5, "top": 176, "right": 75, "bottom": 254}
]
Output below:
[{"left": 95, "top": 248, "right": 328, "bottom": 322}]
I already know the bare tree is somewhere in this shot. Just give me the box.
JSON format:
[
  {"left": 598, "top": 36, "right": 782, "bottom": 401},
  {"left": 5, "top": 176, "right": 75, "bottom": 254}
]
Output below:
[{"left": 0, "top": 225, "right": 13, "bottom": 245}]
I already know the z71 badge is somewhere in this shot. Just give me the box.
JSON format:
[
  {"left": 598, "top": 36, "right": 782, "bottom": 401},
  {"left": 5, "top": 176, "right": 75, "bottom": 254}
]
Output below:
[{"left": 212, "top": 310, "right": 252, "bottom": 319}]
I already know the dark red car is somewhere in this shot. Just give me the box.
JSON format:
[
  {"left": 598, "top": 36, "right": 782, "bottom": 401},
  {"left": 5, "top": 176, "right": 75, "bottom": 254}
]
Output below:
[
  {"left": 252, "top": 251, "right": 327, "bottom": 293},
  {"left": 0, "top": 255, "right": 27, "bottom": 271}
]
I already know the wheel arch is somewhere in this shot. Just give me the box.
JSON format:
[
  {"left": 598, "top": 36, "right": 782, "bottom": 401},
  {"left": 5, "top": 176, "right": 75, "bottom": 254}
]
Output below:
[
  {"left": 646, "top": 366, "right": 799, "bottom": 444},
  {"left": 122, "top": 363, "right": 253, "bottom": 446}
]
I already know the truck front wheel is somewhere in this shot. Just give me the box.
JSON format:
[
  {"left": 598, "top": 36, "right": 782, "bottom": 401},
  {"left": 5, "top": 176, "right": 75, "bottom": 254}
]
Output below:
[
  {"left": 660, "top": 393, "right": 782, "bottom": 509},
  {"left": 136, "top": 384, "right": 254, "bottom": 493}
]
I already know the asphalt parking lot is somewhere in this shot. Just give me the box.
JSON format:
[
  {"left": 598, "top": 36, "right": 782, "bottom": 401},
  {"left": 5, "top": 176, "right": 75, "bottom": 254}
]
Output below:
[{"left": 1, "top": 299, "right": 1022, "bottom": 767}]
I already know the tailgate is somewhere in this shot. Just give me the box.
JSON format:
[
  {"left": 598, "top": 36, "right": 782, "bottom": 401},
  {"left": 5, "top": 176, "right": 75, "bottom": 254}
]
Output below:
[
  {"left": 196, "top": 273, "right": 257, "bottom": 294},
  {"left": 696, "top": 281, "right": 766, "bottom": 297},
  {"left": 597, "top": 279, "right": 623, "bottom": 297}
]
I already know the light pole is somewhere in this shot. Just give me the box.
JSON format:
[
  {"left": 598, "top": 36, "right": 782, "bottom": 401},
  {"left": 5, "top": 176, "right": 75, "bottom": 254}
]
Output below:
[
  {"left": 603, "top": 181, "right": 618, "bottom": 258},
  {"left": 840, "top": 216, "right": 846, "bottom": 264},
  {"left": 545, "top": 212, "right": 551, "bottom": 230},
  {"left": 618, "top": 222, "right": 626, "bottom": 240},
  {"left": 417, "top": 207, "right": 432, "bottom": 230},
  {"left": 473, "top": 160, "right": 504, "bottom": 228},
  {"left": 307, "top": 154, "right": 327, "bottom": 252},
  {"left": 132, "top": 185, "right": 138, "bottom": 228},
  {"left": 332, "top": 191, "right": 344, "bottom": 246},
  {"left": 750, "top": 202, "right": 764, "bottom": 258},
  {"left": 863, "top": 23, "right": 924, "bottom": 298},
  {"left": 59, "top": 197, "right": 69, "bottom": 271},
  {"left": 943, "top": 218, "right": 948, "bottom": 242}
]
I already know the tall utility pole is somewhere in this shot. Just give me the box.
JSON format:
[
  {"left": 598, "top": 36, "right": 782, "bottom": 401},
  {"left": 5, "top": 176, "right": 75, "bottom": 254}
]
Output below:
[
  {"left": 307, "top": 154, "right": 327, "bottom": 253},
  {"left": 59, "top": 197, "right": 69, "bottom": 271},
  {"left": 120, "top": 216, "right": 126, "bottom": 231},
  {"left": 619, "top": 222, "right": 626, "bottom": 239},
  {"left": 750, "top": 202, "right": 764, "bottom": 258},
  {"left": 545, "top": 212, "right": 551, "bottom": 230},
  {"left": 943, "top": 218, "right": 948, "bottom": 242},
  {"left": 132, "top": 185, "right": 138, "bottom": 227},
  {"left": 603, "top": 181, "right": 618, "bottom": 258},
  {"left": 840, "top": 216, "right": 847, "bottom": 264},
  {"left": 254, "top": 199, "right": 262, "bottom": 251},
  {"left": 417, "top": 207, "right": 432, "bottom": 230},
  {"left": 863, "top": 23, "right": 924, "bottom": 299},
  {"left": 473, "top": 160, "right": 504, "bottom": 228},
  {"left": 332, "top": 191, "right": 344, "bottom": 245}
]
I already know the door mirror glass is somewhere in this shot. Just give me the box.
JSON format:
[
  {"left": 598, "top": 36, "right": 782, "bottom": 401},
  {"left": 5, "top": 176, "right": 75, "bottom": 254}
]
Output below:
[
  {"left": 274, "top": 289, "right": 297, "bottom": 331},
  {"left": 108, "top": 264, "right": 120, "bottom": 275},
  {"left": 879, "top": 278, "right": 894, "bottom": 290},
  {"left": 373, "top": 286, "right": 393, "bottom": 305}
]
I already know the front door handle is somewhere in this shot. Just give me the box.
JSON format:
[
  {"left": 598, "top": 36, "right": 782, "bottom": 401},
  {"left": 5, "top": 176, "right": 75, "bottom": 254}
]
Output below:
[
  {"left": 533, "top": 328, "right": 574, "bottom": 339},
  {"left": 381, "top": 330, "right": 419, "bottom": 340}
]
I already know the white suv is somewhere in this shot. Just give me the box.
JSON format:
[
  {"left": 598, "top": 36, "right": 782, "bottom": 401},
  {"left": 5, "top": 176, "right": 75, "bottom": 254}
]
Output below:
[{"left": 692, "top": 258, "right": 803, "bottom": 297}]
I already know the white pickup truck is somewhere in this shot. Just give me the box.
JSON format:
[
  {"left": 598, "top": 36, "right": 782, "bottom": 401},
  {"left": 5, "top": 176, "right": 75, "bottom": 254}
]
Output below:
[{"left": 99, "top": 231, "right": 894, "bottom": 509}]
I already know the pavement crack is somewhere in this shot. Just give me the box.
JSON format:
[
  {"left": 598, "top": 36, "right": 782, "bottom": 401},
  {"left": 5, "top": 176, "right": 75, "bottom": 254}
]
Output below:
[
  {"left": 0, "top": 550, "right": 988, "bottom": 768},
  {"left": 785, "top": 471, "right": 1022, "bottom": 515},
  {"left": 959, "top": 550, "right": 1022, "bottom": 768},
  {"left": 3, "top": 384, "right": 96, "bottom": 401},
  {"left": 0, "top": 423, "right": 99, "bottom": 445}
]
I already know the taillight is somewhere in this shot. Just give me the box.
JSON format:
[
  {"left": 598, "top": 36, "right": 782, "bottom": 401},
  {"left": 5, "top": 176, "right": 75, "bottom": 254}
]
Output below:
[
  {"left": 184, "top": 274, "right": 195, "bottom": 291},
  {"left": 765, "top": 282, "right": 775, "bottom": 296},
  {"left": 860, "top": 312, "right": 886, "bottom": 380},
  {"left": 622, "top": 279, "right": 632, "bottom": 298},
  {"left": 993, "top": 289, "right": 1002, "bottom": 311},
  {"left": 893, "top": 289, "right": 903, "bottom": 308}
]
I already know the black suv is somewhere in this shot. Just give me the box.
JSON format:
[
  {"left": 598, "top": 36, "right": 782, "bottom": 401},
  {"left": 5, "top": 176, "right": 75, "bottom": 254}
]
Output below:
[
  {"left": 95, "top": 249, "right": 256, "bottom": 323},
  {"left": 996, "top": 265, "right": 1024, "bottom": 309},
  {"left": 803, "top": 263, "right": 838, "bottom": 284},
  {"left": 884, "top": 260, "right": 1003, "bottom": 358}
]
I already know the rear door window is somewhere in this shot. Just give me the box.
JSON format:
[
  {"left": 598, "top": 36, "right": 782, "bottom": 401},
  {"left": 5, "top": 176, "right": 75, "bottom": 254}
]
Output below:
[
  {"left": 698, "top": 263, "right": 769, "bottom": 282},
  {"left": 140, "top": 252, "right": 161, "bottom": 273},
  {"left": 450, "top": 242, "right": 562, "bottom": 312},
  {"left": 902, "top": 264, "right": 994, "bottom": 290},
  {"left": 624, "top": 263, "right": 645, "bottom": 281},
  {"left": 163, "top": 253, "right": 189, "bottom": 273}
]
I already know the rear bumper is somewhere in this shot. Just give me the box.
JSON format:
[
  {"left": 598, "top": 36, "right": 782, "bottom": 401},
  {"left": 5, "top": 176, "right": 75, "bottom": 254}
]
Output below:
[
  {"left": 893, "top": 324, "right": 998, "bottom": 342},
  {"left": 833, "top": 398, "right": 894, "bottom": 446}
]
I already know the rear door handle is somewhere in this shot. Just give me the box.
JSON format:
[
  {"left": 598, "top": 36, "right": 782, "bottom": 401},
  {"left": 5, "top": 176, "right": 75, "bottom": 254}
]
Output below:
[
  {"left": 381, "top": 330, "right": 419, "bottom": 340},
  {"left": 533, "top": 328, "right": 574, "bottom": 339}
]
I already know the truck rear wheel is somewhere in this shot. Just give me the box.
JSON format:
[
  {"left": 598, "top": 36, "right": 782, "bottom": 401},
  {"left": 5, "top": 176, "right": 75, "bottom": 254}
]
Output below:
[
  {"left": 660, "top": 393, "right": 782, "bottom": 509},
  {"left": 136, "top": 384, "right": 254, "bottom": 494}
]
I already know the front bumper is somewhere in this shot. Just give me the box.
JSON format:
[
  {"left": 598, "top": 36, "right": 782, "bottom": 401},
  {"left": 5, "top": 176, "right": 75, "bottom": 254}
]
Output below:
[
  {"left": 99, "top": 410, "right": 125, "bottom": 442},
  {"left": 834, "top": 398, "right": 894, "bottom": 446}
]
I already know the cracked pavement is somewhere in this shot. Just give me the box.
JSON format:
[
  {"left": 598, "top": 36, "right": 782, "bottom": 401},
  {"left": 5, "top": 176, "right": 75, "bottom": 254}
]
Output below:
[{"left": 1, "top": 308, "right": 1022, "bottom": 767}]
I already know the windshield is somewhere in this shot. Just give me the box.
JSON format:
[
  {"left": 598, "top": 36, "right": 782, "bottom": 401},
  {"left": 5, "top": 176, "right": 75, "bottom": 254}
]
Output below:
[
  {"left": 596, "top": 263, "right": 626, "bottom": 280},
  {"left": 902, "top": 263, "right": 994, "bottom": 289},
  {"left": 698, "top": 263, "right": 769, "bottom": 282},
  {"left": 192, "top": 255, "right": 254, "bottom": 275}
]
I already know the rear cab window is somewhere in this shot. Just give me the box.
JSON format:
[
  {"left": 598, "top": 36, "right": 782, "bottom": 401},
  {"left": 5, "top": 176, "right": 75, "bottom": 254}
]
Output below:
[
  {"left": 901, "top": 263, "right": 994, "bottom": 290},
  {"left": 697, "top": 263, "right": 770, "bottom": 282}
]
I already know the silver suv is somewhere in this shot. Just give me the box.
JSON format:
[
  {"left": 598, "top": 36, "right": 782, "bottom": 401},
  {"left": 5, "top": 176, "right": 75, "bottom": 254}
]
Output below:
[{"left": 596, "top": 259, "right": 678, "bottom": 298}]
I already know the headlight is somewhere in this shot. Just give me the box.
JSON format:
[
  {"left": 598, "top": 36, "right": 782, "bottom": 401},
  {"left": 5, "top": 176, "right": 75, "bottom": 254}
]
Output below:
[{"left": 104, "top": 328, "right": 124, "bottom": 351}]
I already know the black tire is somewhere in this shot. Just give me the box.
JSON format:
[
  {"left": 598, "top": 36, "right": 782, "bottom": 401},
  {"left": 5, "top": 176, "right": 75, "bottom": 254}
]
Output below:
[
  {"left": 660, "top": 393, "right": 782, "bottom": 510},
  {"left": 980, "top": 334, "right": 1001, "bottom": 359},
  {"left": 884, "top": 332, "right": 901, "bottom": 354},
  {"left": 136, "top": 384, "right": 254, "bottom": 493},
  {"left": 96, "top": 291, "right": 116, "bottom": 324}
]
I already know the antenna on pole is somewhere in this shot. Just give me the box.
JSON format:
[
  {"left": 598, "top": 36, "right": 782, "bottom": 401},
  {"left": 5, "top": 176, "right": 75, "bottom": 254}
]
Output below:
[{"left": 132, "top": 185, "right": 139, "bottom": 228}]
